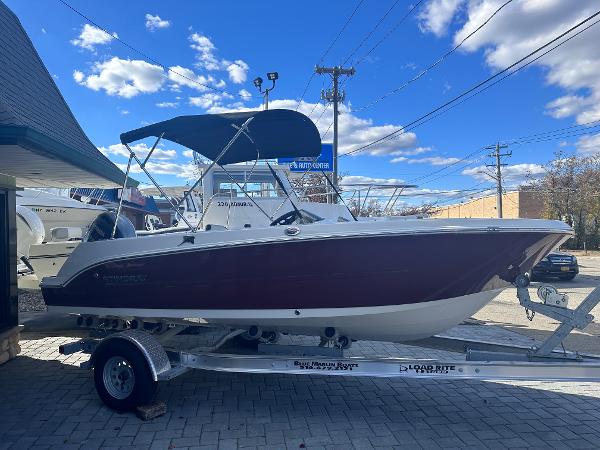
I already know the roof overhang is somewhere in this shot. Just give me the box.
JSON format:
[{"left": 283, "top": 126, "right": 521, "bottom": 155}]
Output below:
[{"left": 0, "top": 125, "right": 137, "bottom": 188}]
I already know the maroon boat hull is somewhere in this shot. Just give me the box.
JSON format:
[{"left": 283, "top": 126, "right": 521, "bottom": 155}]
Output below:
[{"left": 42, "top": 231, "right": 565, "bottom": 311}]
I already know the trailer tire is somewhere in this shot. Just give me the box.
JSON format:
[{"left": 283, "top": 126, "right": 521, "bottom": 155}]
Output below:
[{"left": 93, "top": 340, "right": 157, "bottom": 411}]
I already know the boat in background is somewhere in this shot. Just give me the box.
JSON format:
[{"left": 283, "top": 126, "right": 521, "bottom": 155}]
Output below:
[
  {"left": 41, "top": 109, "right": 573, "bottom": 344},
  {"left": 17, "top": 189, "right": 106, "bottom": 238},
  {"left": 16, "top": 189, "right": 106, "bottom": 286}
]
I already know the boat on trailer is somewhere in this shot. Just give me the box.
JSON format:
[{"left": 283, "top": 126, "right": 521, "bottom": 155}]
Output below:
[{"left": 42, "top": 109, "right": 572, "bottom": 344}]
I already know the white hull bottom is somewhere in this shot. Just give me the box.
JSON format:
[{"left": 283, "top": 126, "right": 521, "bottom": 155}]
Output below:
[{"left": 49, "top": 289, "right": 502, "bottom": 342}]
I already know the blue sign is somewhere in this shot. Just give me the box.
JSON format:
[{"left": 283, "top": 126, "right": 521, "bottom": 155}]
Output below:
[{"left": 278, "top": 143, "right": 333, "bottom": 172}]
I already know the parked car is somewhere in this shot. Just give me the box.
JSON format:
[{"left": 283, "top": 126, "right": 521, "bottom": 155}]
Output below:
[{"left": 530, "top": 251, "right": 578, "bottom": 281}]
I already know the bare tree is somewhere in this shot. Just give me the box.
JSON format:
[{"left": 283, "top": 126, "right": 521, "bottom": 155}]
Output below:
[
  {"left": 290, "top": 173, "right": 329, "bottom": 203},
  {"left": 527, "top": 152, "right": 600, "bottom": 249},
  {"left": 394, "top": 203, "right": 438, "bottom": 217}
]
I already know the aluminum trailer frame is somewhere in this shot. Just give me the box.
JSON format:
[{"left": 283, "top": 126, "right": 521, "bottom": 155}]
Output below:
[{"left": 59, "top": 277, "right": 600, "bottom": 411}]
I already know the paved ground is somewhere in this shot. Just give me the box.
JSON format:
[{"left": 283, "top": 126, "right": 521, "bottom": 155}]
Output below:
[
  {"left": 1, "top": 259, "right": 600, "bottom": 449},
  {"left": 475, "top": 256, "right": 600, "bottom": 354}
]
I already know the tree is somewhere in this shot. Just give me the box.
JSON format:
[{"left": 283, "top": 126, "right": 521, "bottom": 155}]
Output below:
[
  {"left": 290, "top": 173, "right": 330, "bottom": 203},
  {"left": 526, "top": 152, "right": 600, "bottom": 249},
  {"left": 395, "top": 203, "right": 438, "bottom": 217}
]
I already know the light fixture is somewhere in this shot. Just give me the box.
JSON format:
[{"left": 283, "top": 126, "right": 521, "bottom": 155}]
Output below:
[{"left": 253, "top": 72, "right": 278, "bottom": 110}]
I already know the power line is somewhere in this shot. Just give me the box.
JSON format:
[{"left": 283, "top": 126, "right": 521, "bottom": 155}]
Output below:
[
  {"left": 354, "top": 119, "right": 600, "bottom": 192},
  {"left": 413, "top": 154, "right": 489, "bottom": 186},
  {"left": 341, "top": 9, "right": 600, "bottom": 157},
  {"left": 56, "top": 0, "right": 250, "bottom": 99},
  {"left": 341, "top": 0, "right": 402, "bottom": 66},
  {"left": 353, "top": 0, "right": 426, "bottom": 67},
  {"left": 499, "top": 119, "right": 600, "bottom": 146},
  {"left": 384, "top": 120, "right": 600, "bottom": 189},
  {"left": 509, "top": 126, "right": 600, "bottom": 146},
  {"left": 353, "top": 0, "right": 514, "bottom": 113},
  {"left": 311, "top": 0, "right": 419, "bottom": 135},
  {"left": 295, "top": 0, "right": 365, "bottom": 110},
  {"left": 502, "top": 118, "right": 600, "bottom": 143}
]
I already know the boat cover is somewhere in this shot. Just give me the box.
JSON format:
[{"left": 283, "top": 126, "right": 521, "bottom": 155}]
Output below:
[{"left": 120, "top": 109, "right": 321, "bottom": 165}]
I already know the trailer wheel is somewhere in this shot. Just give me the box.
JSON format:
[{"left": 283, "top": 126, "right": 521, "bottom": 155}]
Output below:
[{"left": 93, "top": 340, "right": 157, "bottom": 411}]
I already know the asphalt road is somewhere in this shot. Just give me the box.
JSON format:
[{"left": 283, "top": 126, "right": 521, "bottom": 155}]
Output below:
[{"left": 474, "top": 255, "right": 600, "bottom": 354}]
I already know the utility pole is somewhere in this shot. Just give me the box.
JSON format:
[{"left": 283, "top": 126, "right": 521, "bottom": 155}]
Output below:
[
  {"left": 315, "top": 65, "right": 355, "bottom": 201},
  {"left": 484, "top": 142, "right": 511, "bottom": 218}
]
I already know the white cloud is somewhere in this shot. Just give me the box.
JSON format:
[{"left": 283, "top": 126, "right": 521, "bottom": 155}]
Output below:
[
  {"left": 206, "top": 98, "right": 418, "bottom": 156},
  {"left": 99, "top": 143, "right": 177, "bottom": 161},
  {"left": 182, "top": 150, "right": 194, "bottom": 158},
  {"left": 189, "top": 92, "right": 232, "bottom": 109},
  {"left": 391, "top": 146, "right": 431, "bottom": 156},
  {"left": 120, "top": 109, "right": 130, "bottom": 115},
  {"left": 145, "top": 14, "right": 170, "bottom": 31},
  {"left": 576, "top": 133, "right": 600, "bottom": 155},
  {"left": 463, "top": 163, "right": 545, "bottom": 185},
  {"left": 391, "top": 156, "right": 460, "bottom": 165},
  {"left": 226, "top": 60, "right": 249, "bottom": 84},
  {"left": 189, "top": 33, "right": 220, "bottom": 70},
  {"left": 167, "top": 66, "right": 216, "bottom": 92},
  {"left": 239, "top": 89, "right": 252, "bottom": 100},
  {"left": 116, "top": 161, "right": 197, "bottom": 179},
  {"left": 546, "top": 95, "right": 593, "bottom": 119},
  {"left": 435, "top": 0, "right": 600, "bottom": 125},
  {"left": 72, "top": 70, "right": 84, "bottom": 83},
  {"left": 74, "top": 57, "right": 164, "bottom": 98},
  {"left": 188, "top": 32, "right": 249, "bottom": 84},
  {"left": 341, "top": 175, "right": 406, "bottom": 186},
  {"left": 71, "top": 24, "right": 117, "bottom": 51},
  {"left": 418, "top": 0, "right": 464, "bottom": 37},
  {"left": 41, "top": 28, "right": 46, "bottom": 34},
  {"left": 156, "top": 101, "right": 179, "bottom": 108}
]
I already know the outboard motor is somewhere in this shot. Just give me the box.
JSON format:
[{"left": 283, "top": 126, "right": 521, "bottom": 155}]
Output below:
[
  {"left": 85, "top": 212, "right": 136, "bottom": 242},
  {"left": 16, "top": 205, "right": 45, "bottom": 269}
]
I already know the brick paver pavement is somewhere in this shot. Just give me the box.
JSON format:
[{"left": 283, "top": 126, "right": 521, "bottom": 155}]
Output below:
[{"left": 0, "top": 330, "right": 599, "bottom": 449}]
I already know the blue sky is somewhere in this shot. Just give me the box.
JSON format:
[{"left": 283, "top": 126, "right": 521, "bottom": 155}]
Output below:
[{"left": 6, "top": 0, "right": 600, "bottom": 206}]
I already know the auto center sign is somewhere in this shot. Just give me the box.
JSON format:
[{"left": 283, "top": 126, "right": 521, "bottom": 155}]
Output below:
[{"left": 278, "top": 143, "right": 333, "bottom": 173}]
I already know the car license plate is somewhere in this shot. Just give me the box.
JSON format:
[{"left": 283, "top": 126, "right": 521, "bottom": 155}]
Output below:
[{"left": 561, "top": 266, "right": 570, "bottom": 272}]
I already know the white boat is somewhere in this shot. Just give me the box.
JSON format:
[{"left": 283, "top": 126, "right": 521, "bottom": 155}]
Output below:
[
  {"left": 16, "top": 189, "right": 106, "bottom": 284},
  {"left": 16, "top": 189, "right": 105, "bottom": 238}
]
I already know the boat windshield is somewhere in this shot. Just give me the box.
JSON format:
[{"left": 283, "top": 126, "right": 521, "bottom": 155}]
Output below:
[{"left": 213, "top": 172, "right": 286, "bottom": 198}]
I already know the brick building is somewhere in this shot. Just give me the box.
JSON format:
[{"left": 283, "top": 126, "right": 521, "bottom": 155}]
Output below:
[{"left": 432, "top": 190, "right": 544, "bottom": 219}]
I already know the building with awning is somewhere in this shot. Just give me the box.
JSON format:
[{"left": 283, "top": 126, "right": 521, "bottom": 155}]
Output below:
[{"left": 0, "top": 0, "right": 133, "bottom": 364}]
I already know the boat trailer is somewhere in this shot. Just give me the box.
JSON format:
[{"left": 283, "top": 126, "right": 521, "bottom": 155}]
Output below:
[{"left": 60, "top": 276, "right": 600, "bottom": 412}]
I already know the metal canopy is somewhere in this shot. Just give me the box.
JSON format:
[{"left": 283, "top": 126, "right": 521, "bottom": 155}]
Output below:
[{"left": 120, "top": 109, "right": 321, "bottom": 165}]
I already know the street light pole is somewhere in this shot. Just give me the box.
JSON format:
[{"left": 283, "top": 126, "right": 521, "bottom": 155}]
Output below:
[{"left": 253, "top": 72, "right": 279, "bottom": 111}]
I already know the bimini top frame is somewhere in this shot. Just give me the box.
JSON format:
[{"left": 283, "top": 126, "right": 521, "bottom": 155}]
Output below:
[{"left": 111, "top": 109, "right": 322, "bottom": 237}]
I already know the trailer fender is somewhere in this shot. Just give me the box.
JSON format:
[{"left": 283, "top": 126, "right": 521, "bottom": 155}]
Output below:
[{"left": 91, "top": 329, "right": 171, "bottom": 381}]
